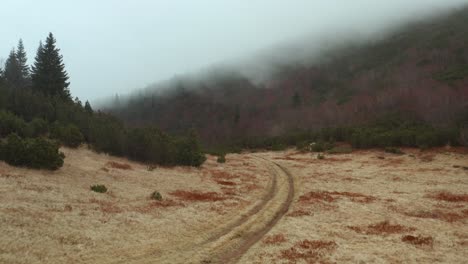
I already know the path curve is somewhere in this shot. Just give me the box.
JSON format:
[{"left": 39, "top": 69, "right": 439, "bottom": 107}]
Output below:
[{"left": 119, "top": 156, "right": 294, "bottom": 264}]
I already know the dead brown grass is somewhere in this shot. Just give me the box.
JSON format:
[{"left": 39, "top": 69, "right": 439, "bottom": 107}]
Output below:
[
  {"left": 279, "top": 239, "right": 337, "bottom": 263},
  {"left": 349, "top": 220, "right": 415, "bottom": 235},
  {"left": 263, "top": 234, "right": 288, "bottom": 245},
  {"left": 427, "top": 191, "right": 468, "bottom": 203},
  {"left": 402, "top": 235, "right": 434, "bottom": 247},
  {"left": 106, "top": 161, "right": 132, "bottom": 170},
  {"left": 170, "top": 190, "right": 226, "bottom": 202}
]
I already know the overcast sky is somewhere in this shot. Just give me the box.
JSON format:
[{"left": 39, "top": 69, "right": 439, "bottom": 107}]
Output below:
[{"left": 1, "top": 0, "right": 467, "bottom": 102}]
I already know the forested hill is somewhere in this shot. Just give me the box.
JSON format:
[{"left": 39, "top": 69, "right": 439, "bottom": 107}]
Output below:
[{"left": 108, "top": 7, "right": 468, "bottom": 148}]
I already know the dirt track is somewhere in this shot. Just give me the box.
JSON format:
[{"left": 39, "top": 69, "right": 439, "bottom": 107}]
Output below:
[{"left": 125, "top": 157, "right": 295, "bottom": 264}]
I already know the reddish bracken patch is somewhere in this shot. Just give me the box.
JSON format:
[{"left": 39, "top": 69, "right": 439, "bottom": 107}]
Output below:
[
  {"left": 215, "top": 179, "right": 236, "bottom": 186},
  {"left": 349, "top": 220, "right": 415, "bottom": 235},
  {"left": 263, "top": 234, "right": 288, "bottom": 245},
  {"left": 280, "top": 239, "right": 337, "bottom": 263},
  {"left": 106, "top": 161, "right": 132, "bottom": 170},
  {"left": 89, "top": 198, "right": 123, "bottom": 214},
  {"left": 427, "top": 191, "right": 468, "bottom": 203},
  {"left": 299, "top": 191, "right": 336, "bottom": 203},
  {"left": 170, "top": 190, "right": 226, "bottom": 202},
  {"left": 287, "top": 208, "right": 312, "bottom": 217},
  {"left": 209, "top": 170, "right": 238, "bottom": 180},
  {"left": 402, "top": 235, "right": 434, "bottom": 247},
  {"left": 299, "top": 191, "right": 376, "bottom": 204},
  {"left": 405, "top": 209, "right": 468, "bottom": 223},
  {"left": 325, "top": 157, "right": 352, "bottom": 162}
]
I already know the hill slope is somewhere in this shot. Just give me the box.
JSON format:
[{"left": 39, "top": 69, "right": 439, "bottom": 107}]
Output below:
[{"left": 109, "top": 7, "right": 468, "bottom": 146}]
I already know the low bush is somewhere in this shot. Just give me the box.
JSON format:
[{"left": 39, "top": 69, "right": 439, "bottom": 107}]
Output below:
[
  {"left": 217, "top": 154, "right": 226, "bottom": 163},
  {"left": 90, "top": 184, "right": 107, "bottom": 193},
  {"left": 327, "top": 145, "right": 353, "bottom": 154},
  {"left": 384, "top": 147, "right": 404, "bottom": 155},
  {"left": 0, "top": 134, "right": 64, "bottom": 170},
  {"left": 151, "top": 191, "right": 162, "bottom": 201},
  {"left": 311, "top": 141, "right": 335, "bottom": 152},
  {"left": 0, "top": 111, "right": 27, "bottom": 137},
  {"left": 317, "top": 153, "right": 325, "bottom": 160},
  {"left": 51, "top": 123, "right": 84, "bottom": 148}
]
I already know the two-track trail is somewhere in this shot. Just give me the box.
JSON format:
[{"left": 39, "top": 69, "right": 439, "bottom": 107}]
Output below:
[{"left": 120, "top": 156, "right": 295, "bottom": 264}]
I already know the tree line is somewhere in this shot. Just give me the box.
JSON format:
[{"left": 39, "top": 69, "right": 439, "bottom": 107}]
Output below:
[{"left": 0, "top": 33, "right": 206, "bottom": 170}]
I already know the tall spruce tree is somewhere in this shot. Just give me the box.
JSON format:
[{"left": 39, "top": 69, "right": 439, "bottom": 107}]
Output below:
[
  {"left": 4, "top": 49, "right": 22, "bottom": 87},
  {"left": 84, "top": 100, "right": 93, "bottom": 114},
  {"left": 31, "top": 33, "right": 71, "bottom": 100},
  {"left": 16, "top": 39, "right": 30, "bottom": 87}
]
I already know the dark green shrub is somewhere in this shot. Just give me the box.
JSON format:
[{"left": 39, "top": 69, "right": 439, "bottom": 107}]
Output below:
[
  {"left": 317, "top": 153, "right": 325, "bottom": 159},
  {"left": 327, "top": 146, "right": 353, "bottom": 154},
  {"left": 173, "top": 130, "right": 206, "bottom": 167},
  {"left": 0, "top": 111, "right": 27, "bottom": 137},
  {"left": 217, "top": 154, "right": 226, "bottom": 163},
  {"left": 311, "top": 141, "right": 335, "bottom": 152},
  {"left": 384, "top": 147, "right": 404, "bottom": 155},
  {"left": 27, "top": 118, "right": 49, "bottom": 137},
  {"left": 51, "top": 123, "right": 84, "bottom": 148},
  {"left": 90, "top": 184, "right": 107, "bottom": 193},
  {"left": 1, "top": 134, "right": 64, "bottom": 170},
  {"left": 151, "top": 191, "right": 162, "bottom": 201}
]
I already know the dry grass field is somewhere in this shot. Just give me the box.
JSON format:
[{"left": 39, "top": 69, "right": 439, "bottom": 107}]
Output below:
[{"left": 1, "top": 146, "right": 467, "bottom": 263}]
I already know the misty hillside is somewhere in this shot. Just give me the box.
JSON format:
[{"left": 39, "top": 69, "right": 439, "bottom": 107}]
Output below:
[{"left": 108, "top": 7, "right": 468, "bottom": 147}]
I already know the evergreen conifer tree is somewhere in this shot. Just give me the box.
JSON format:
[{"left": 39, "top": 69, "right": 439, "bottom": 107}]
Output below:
[
  {"left": 16, "top": 39, "right": 30, "bottom": 87},
  {"left": 31, "top": 33, "right": 71, "bottom": 100},
  {"left": 84, "top": 101, "right": 93, "bottom": 114},
  {"left": 4, "top": 49, "right": 22, "bottom": 87}
]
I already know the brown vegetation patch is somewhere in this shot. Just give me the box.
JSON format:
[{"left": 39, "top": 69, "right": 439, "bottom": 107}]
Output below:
[
  {"left": 263, "top": 234, "right": 288, "bottom": 245},
  {"left": 404, "top": 209, "right": 468, "bottom": 223},
  {"left": 135, "top": 199, "right": 184, "bottom": 213},
  {"left": 89, "top": 198, "right": 123, "bottom": 214},
  {"left": 299, "top": 191, "right": 336, "bottom": 203},
  {"left": 459, "top": 241, "right": 468, "bottom": 247},
  {"left": 329, "top": 191, "right": 376, "bottom": 203},
  {"left": 287, "top": 208, "right": 312, "bottom": 217},
  {"left": 427, "top": 191, "right": 468, "bottom": 203},
  {"left": 106, "top": 161, "right": 132, "bottom": 170},
  {"left": 276, "top": 156, "right": 301, "bottom": 161},
  {"left": 382, "top": 158, "right": 404, "bottom": 167},
  {"left": 280, "top": 239, "right": 337, "bottom": 263},
  {"left": 170, "top": 190, "right": 226, "bottom": 202},
  {"left": 349, "top": 220, "right": 415, "bottom": 235},
  {"left": 221, "top": 187, "right": 237, "bottom": 196},
  {"left": 209, "top": 170, "right": 238, "bottom": 180},
  {"left": 245, "top": 183, "right": 260, "bottom": 192},
  {"left": 215, "top": 179, "right": 236, "bottom": 186},
  {"left": 419, "top": 154, "right": 435, "bottom": 162},
  {"left": 325, "top": 157, "right": 352, "bottom": 162},
  {"left": 299, "top": 191, "right": 376, "bottom": 205},
  {"left": 342, "top": 177, "right": 360, "bottom": 182},
  {"left": 402, "top": 235, "right": 434, "bottom": 247}
]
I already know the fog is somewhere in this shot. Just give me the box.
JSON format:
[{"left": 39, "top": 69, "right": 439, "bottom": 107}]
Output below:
[{"left": 1, "top": 0, "right": 467, "bottom": 102}]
